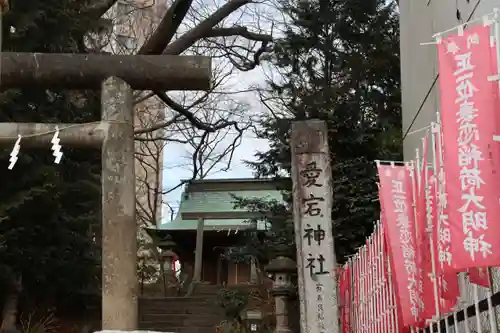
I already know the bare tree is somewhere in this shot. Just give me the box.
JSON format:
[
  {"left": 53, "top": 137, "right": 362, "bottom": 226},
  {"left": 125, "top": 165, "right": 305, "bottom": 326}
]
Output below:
[
  {"left": 85, "top": 0, "right": 275, "bottom": 291},
  {"left": 93, "top": 0, "right": 274, "bottom": 221}
]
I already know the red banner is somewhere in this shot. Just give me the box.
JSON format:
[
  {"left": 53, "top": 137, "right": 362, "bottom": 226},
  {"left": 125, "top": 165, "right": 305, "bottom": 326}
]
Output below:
[
  {"left": 429, "top": 167, "right": 459, "bottom": 312},
  {"left": 339, "top": 265, "right": 352, "bottom": 333},
  {"left": 378, "top": 163, "right": 420, "bottom": 327},
  {"left": 432, "top": 128, "right": 461, "bottom": 303},
  {"left": 437, "top": 25, "right": 500, "bottom": 269},
  {"left": 468, "top": 267, "right": 490, "bottom": 288}
]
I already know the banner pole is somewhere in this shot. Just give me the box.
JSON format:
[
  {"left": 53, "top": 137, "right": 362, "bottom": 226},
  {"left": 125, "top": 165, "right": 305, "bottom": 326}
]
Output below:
[{"left": 426, "top": 130, "right": 442, "bottom": 333}]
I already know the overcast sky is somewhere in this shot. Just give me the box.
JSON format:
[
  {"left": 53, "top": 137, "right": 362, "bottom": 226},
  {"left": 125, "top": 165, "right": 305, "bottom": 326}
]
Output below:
[
  {"left": 155, "top": 0, "right": 285, "bottom": 223},
  {"left": 161, "top": 67, "right": 272, "bottom": 220}
]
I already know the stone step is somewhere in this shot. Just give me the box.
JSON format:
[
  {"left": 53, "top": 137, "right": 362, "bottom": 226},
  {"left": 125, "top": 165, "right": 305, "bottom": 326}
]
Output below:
[
  {"left": 140, "top": 301, "right": 217, "bottom": 309},
  {"left": 140, "top": 305, "right": 223, "bottom": 315},
  {"left": 140, "top": 319, "right": 218, "bottom": 328},
  {"left": 193, "top": 285, "right": 221, "bottom": 290},
  {"left": 178, "top": 328, "right": 220, "bottom": 333},
  {"left": 140, "top": 298, "right": 217, "bottom": 309},
  {"left": 194, "top": 285, "right": 254, "bottom": 295},
  {"left": 140, "top": 302, "right": 219, "bottom": 312},
  {"left": 140, "top": 296, "right": 218, "bottom": 303},
  {"left": 138, "top": 325, "right": 217, "bottom": 333},
  {"left": 140, "top": 321, "right": 221, "bottom": 330},
  {"left": 141, "top": 313, "right": 223, "bottom": 324},
  {"left": 193, "top": 290, "right": 220, "bottom": 296}
]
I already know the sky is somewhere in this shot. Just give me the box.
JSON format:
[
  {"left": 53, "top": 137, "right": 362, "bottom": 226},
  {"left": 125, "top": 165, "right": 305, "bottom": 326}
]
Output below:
[
  {"left": 161, "top": 68, "right": 272, "bottom": 220},
  {"left": 162, "top": 131, "right": 270, "bottom": 216},
  {"left": 154, "top": 0, "right": 283, "bottom": 222}
]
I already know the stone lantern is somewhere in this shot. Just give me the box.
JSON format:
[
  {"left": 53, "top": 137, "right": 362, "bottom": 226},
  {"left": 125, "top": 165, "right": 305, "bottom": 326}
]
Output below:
[
  {"left": 161, "top": 250, "right": 177, "bottom": 277},
  {"left": 158, "top": 235, "right": 177, "bottom": 282},
  {"left": 265, "top": 256, "right": 297, "bottom": 333}
]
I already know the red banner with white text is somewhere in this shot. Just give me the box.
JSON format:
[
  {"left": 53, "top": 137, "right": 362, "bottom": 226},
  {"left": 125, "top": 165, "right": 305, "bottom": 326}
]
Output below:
[
  {"left": 469, "top": 267, "right": 490, "bottom": 288},
  {"left": 378, "top": 163, "right": 420, "bottom": 327},
  {"left": 432, "top": 128, "right": 460, "bottom": 303},
  {"left": 428, "top": 166, "right": 459, "bottom": 313},
  {"left": 437, "top": 25, "right": 500, "bottom": 269}
]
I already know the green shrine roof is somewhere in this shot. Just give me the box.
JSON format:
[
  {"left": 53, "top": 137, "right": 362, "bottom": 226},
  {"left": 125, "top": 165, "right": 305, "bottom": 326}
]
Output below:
[
  {"left": 154, "top": 178, "right": 284, "bottom": 231},
  {"left": 158, "top": 218, "right": 269, "bottom": 231}
]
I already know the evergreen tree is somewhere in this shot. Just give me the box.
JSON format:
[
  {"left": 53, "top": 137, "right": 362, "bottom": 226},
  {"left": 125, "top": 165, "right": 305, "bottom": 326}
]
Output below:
[
  {"left": 0, "top": 0, "right": 102, "bottom": 311},
  {"left": 236, "top": 0, "right": 402, "bottom": 262}
]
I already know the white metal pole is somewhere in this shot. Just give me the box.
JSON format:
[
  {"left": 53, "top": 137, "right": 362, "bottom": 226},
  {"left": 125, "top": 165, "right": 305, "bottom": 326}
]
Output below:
[
  {"left": 361, "top": 245, "right": 367, "bottom": 333},
  {"left": 459, "top": 273, "right": 471, "bottom": 333},
  {"left": 486, "top": 268, "right": 498, "bottom": 333},
  {"left": 373, "top": 221, "right": 385, "bottom": 333},
  {"left": 377, "top": 222, "right": 388, "bottom": 333},
  {"left": 348, "top": 258, "right": 355, "bottom": 333},
  {"left": 409, "top": 160, "right": 422, "bottom": 322},
  {"left": 494, "top": 8, "right": 500, "bottom": 86},
  {"left": 354, "top": 253, "right": 360, "bottom": 333},
  {"left": 473, "top": 282, "right": 483, "bottom": 333},
  {"left": 426, "top": 131, "right": 442, "bottom": 332},
  {"left": 408, "top": 160, "right": 422, "bottom": 330},
  {"left": 493, "top": 8, "right": 500, "bottom": 143},
  {"left": 367, "top": 235, "right": 374, "bottom": 333},
  {"left": 385, "top": 227, "right": 399, "bottom": 333},
  {"left": 416, "top": 148, "right": 421, "bottom": 190}
]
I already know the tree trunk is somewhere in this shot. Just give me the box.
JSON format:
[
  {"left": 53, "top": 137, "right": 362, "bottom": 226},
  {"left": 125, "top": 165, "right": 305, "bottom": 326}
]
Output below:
[
  {"left": 0, "top": 276, "right": 22, "bottom": 332},
  {"left": 1, "top": 53, "right": 211, "bottom": 91}
]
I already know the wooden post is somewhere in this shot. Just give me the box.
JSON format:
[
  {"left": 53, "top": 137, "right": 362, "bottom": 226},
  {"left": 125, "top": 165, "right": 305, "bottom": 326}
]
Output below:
[
  {"left": 193, "top": 218, "right": 205, "bottom": 282},
  {"left": 235, "top": 263, "right": 239, "bottom": 285},
  {"left": 250, "top": 257, "right": 258, "bottom": 283},
  {"left": 290, "top": 119, "right": 339, "bottom": 333},
  {"left": 101, "top": 77, "right": 137, "bottom": 330},
  {"left": 217, "top": 256, "right": 222, "bottom": 285}
]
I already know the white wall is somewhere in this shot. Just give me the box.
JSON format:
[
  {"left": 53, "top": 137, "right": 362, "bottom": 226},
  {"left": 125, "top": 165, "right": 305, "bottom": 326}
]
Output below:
[{"left": 400, "top": 0, "right": 498, "bottom": 160}]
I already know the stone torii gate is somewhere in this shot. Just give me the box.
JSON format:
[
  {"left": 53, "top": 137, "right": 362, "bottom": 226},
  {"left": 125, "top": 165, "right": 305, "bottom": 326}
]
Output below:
[{"left": 0, "top": 50, "right": 211, "bottom": 331}]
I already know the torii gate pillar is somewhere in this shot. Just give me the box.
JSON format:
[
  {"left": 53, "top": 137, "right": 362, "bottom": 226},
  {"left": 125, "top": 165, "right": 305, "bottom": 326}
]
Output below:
[
  {"left": 101, "top": 77, "right": 137, "bottom": 329},
  {"left": 0, "top": 52, "right": 211, "bottom": 330}
]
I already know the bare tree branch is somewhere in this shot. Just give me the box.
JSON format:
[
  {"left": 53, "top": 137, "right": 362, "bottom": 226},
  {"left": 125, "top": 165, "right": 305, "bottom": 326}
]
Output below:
[
  {"left": 154, "top": 91, "right": 240, "bottom": 133},
  {"left": 138, "top": 0, "right": 194, "bottom": 54},
  {"left": 87, "top": 0, "right": 119, "bottom": 20},
  {"left": 205, "top": 26, "right": 272, "bottom": 42},
  {"left": 162, "top": 0, "right": 254, "bottom": 55},
  {"left": 134, "top": 114, "right": 184, "bottom": 135},
  {"left": 93, "top": 0, "right": 276, "bottom": 233}
]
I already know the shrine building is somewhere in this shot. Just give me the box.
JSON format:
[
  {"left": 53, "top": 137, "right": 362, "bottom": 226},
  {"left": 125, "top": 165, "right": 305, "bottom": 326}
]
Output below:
[{"left": 146, "top": 178, "right": 283, "bottom": 285}]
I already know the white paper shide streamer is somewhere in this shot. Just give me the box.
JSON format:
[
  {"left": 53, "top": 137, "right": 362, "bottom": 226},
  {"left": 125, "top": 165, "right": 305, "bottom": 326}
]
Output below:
[
  {"left": 8, "top": 135, "right": 21, "bottom": 170},
  {"left": 51, "top": 126, "right": 63, "bottom": 164}
]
